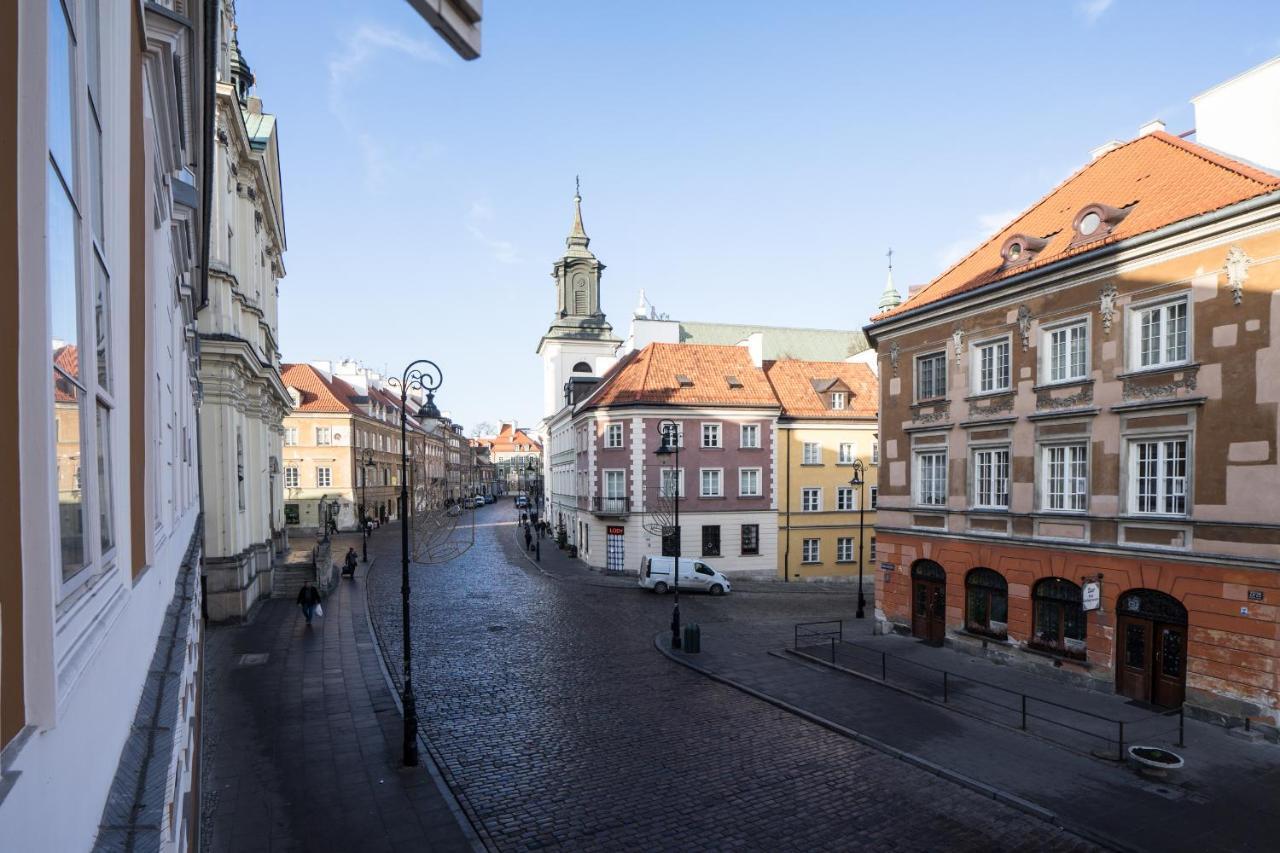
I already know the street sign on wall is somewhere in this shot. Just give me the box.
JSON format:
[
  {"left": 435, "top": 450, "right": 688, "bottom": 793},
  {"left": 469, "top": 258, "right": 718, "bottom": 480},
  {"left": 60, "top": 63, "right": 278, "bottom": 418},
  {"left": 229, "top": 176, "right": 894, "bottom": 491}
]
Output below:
[{"left": 1082, "top": 580, "right": 1102, "bottom": 611}]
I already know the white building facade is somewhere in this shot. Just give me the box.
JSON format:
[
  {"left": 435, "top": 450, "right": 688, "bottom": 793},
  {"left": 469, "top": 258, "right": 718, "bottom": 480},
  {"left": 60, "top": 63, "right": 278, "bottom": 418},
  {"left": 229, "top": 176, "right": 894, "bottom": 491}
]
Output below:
[
  {"left": 199, "top": 2, "right": 290, "bottom": 622},
  {"left": 2, "top": 1, "right": 212, "bottom": 849}
]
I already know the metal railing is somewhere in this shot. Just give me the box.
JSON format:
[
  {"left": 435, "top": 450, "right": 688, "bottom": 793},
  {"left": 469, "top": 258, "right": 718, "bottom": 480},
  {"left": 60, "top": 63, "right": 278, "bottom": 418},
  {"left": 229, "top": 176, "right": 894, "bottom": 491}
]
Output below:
[
  {"left": 590, "top": 496, "right": 630, "bottom": 515},
  {"left": 792, "top": 622, "right": 1185, "bottom": 761}
]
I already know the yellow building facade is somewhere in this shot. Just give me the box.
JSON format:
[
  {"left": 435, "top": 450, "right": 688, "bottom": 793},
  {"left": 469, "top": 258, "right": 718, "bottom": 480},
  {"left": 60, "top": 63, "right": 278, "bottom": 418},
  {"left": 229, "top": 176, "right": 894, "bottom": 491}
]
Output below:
[{"left": 766, "top": 360, "right": 879, "bottom": 583}]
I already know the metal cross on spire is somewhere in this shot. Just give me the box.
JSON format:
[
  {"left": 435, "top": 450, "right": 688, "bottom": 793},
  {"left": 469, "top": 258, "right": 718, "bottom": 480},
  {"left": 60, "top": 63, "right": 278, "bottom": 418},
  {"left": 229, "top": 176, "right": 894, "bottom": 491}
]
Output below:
[
  {"left": 575, "top": 174, "right": 581, "bottom": 199},
  {"left": 887, "top": 247, "right": 893, "bottom": 273}
]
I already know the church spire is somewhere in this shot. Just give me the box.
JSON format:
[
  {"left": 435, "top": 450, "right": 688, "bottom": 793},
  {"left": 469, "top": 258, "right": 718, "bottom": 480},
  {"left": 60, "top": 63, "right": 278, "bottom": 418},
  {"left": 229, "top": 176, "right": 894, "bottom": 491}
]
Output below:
[
  {"left": 565, "top": 175, "right": 591, "bottom": 254},
  {"left": 877, "top": 247, "right": 902, "bottom": 310}
]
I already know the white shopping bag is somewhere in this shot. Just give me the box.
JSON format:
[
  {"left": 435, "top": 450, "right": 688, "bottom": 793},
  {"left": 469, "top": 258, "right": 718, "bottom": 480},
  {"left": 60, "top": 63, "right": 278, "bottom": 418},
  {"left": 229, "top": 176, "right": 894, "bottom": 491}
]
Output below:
[{"left": 314, "top": 603, "right": 324, "bottom": 618}]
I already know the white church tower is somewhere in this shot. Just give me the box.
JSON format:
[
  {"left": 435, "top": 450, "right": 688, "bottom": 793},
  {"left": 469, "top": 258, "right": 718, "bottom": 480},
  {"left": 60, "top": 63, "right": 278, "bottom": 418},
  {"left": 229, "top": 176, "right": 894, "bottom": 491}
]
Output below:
[{"left": 536, "top": 181, "right": 620, "bottom": 417}]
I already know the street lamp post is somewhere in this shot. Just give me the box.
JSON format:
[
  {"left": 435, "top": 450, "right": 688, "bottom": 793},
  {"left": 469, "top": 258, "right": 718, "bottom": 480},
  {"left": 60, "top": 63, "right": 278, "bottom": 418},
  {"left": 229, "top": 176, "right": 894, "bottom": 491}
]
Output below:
[
  {"left": 850, "top": 459, "right": 867, "bottom": 619},
  {"left": 388, "top": 359, "right": 444, "bottom": 768},
  {"left": 656, "top": 420, "right": 682, "bottom": 650},
  {"left": 360, "top": 448, "right": 375, "bottom": 562}
]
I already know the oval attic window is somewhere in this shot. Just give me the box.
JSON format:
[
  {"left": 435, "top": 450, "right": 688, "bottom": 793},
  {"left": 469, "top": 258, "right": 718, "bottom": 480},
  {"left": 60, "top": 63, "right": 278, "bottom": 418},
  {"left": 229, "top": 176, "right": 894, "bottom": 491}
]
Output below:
[{"left": 1078, "top": 211, "right": 1101, "bottom": 236}]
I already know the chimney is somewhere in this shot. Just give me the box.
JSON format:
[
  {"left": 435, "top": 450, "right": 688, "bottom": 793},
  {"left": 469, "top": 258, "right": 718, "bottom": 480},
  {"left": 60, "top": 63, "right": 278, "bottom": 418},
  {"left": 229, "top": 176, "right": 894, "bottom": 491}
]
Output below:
[
  {"left": 1139, "top": 119, "right": 1166, "bottom": 137},
  {"left": 1090, "top": 140, "right": 1124, "bottom": 161}
]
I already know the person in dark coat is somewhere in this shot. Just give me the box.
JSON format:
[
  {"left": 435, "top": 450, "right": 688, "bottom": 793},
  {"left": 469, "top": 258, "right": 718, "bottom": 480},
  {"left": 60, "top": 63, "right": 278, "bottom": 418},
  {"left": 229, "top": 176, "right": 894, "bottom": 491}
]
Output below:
[
  {"left": 524, "top": 525, "right": 533, "bottom": 552},
  {"left": 343, "top": 547, "right": 358, "bottom": 577},
  {"left": 297, "top": 581, "right": 322, "bottom": 624}
]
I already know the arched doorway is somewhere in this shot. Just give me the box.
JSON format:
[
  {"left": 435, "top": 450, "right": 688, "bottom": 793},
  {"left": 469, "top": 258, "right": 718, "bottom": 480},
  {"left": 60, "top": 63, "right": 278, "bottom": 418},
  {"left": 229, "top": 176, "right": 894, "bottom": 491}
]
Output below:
[
  {"left": 911, "top": 560, "right": 947, "bottom": 645},
  {"left": 1116, "top": 589, "right": 1188, "bottom": 707}
]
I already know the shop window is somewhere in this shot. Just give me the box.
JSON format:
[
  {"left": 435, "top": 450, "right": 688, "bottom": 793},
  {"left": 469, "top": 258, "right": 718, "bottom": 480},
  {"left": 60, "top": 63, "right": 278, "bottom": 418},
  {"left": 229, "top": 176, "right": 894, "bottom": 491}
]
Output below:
[
  {"left": 965, "top": 568, "right": 1008, "bottom": 639},
  {"left": 1031, "top": 578, "right": 1086, "bottom": 660}
]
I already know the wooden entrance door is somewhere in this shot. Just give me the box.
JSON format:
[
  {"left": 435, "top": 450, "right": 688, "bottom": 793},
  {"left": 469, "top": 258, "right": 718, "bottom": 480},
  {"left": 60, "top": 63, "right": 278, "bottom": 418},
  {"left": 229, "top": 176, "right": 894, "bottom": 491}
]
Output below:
[
  {"left": 1117, "top": 615, "right": 1187, "bottom": 708},
  {"left": 912, "top": 579, "right": 946, "bottom": 645}
]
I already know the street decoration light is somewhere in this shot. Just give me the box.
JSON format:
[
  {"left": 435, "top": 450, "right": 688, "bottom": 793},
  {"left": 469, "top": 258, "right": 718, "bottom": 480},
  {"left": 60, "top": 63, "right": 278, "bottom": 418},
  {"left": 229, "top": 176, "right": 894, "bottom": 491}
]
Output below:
[
  {"left": 360, "top": 448, "right": 375, "bottom": 562},
  {"left": 652, "top": 420, "right": 682, "bottom": 649},
  {"left": 850, "top": 459, "right": 867, "bottom": 619}
]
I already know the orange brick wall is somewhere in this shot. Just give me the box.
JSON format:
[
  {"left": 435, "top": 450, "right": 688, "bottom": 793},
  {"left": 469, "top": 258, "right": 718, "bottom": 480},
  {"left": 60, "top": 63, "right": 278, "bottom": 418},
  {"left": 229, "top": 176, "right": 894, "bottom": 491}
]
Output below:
[{"left": 875, "top": 532, "right": 1280, "bottom": 723}]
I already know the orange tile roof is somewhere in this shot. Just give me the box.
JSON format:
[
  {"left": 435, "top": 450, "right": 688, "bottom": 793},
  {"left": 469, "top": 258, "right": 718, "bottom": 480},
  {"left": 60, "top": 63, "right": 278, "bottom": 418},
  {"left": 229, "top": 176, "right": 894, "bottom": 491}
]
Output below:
[
  {"left": 583, "top": 343, "right": 778, "bottom": 410},
  {"left": 764, "top": 359, "right": 879, "bottom": 419},
  {"left": 483, "top": 423, "right": 542, "bottom": 453},
  {"left": 281, "top": 363, "right": 363, "bottom": 415},
  {"left": 873, "top": 131, "right": 1280, "bottom": 322}
]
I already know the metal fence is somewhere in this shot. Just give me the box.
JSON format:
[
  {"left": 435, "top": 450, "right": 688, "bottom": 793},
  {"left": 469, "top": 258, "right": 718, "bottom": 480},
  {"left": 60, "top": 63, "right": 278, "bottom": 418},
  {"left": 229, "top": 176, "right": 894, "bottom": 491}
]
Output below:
[{"left": 792, "top": 620, "right": 1185, "bottom": 761}]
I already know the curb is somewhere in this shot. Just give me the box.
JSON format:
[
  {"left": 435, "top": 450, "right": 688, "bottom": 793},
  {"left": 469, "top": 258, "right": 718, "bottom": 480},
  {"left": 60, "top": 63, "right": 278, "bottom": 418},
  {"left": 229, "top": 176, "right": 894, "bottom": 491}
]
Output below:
[
  {"left": 653, "top": 633, "right": 1134, "bottom": 853},
  {"left": 360, "top": 555, "right": 494, "bottom": 853},
  {"left": 510, "top": 522, "right": 635, "bottom": 590}
]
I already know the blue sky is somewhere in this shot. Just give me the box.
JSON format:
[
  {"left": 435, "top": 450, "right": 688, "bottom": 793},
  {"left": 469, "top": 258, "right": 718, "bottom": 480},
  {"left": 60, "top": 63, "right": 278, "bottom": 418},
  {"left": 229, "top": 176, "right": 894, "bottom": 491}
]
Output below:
[{"left": 236, "top": 0, "right": 1279, "bottom": 431}]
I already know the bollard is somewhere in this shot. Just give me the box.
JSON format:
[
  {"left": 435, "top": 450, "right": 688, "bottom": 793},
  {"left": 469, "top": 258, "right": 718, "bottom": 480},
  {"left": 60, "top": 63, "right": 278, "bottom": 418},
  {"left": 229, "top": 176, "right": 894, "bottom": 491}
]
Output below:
[{"left": 536, "top": 540, "right": 541, "bottom": 562}]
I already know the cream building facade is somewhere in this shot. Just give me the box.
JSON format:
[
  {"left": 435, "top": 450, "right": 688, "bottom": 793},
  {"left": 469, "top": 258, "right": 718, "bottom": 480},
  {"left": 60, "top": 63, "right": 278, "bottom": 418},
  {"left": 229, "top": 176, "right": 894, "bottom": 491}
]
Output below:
[{"left": 199, "top": 4, "right": 290, "bottom": 621}]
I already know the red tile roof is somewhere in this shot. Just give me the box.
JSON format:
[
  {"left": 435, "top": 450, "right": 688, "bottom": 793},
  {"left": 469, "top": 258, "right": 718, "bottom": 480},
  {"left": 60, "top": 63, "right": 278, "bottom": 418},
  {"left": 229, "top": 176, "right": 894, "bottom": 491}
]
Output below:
[
  {"left": 873, "top": 132, "right": 1280, "bottom": 322},
  {"left": 583, "top": 343, "right": 779, "bottom": 410},
  {"left": 53, "top": 345, "right": 80, "bottom": 402},
  {"left": 281, "top": 363, "right": 364, "bottom": 415},
  {"left": 482, "top": 423, "right": 542, "bottom": 453},
  {"left": 764, "top": 360, "right": 879, "bottom": 419}
]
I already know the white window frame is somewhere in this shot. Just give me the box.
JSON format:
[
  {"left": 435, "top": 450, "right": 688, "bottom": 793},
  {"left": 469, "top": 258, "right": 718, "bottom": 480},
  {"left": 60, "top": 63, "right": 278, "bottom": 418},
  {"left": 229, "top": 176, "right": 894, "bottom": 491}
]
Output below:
[
  {"left": 738, "top": 467, "right": 762, "bottom": 497},
  {"left": 838, "top": 442, "right": 855, "bottom": 464},
  {"left": 915, "top": 351, "right": 948, "bottom": 401},
  {"left": 603, "top": 469, "right": 626, "bottom": 499},
  {"left": 605, "top": 423, "right": 623, "bottom": 448},
  {"left": 316, "top": 426, "right": 332, "bottom": 446},
  {"left": 802, "top": 442, "right": 822, "bottom": 465},
  {"left": 802, "top": 538, "right": 821, "bottom": 564},
  {"left": 801, "top": 487, "right": 822, "bottom": 512},
  {"left": 284, "top": 427, "right": 298, "bottom": 446},
  {"left": 284, "top": 467, "right": 299, "bottom": 488},
  {"left": 700, "top": 467, "right": 724, "bottom": 497},
  {"left": 870, "top": 486, "right": 878, "bottom": 509},
  {"left": 660, "top": 421, "right": 685, "bottom": 449},
  {"left": 836, "top": 486, "right": 855, "bottom": 511},
  {"left": 1128, "top": 295, "right": 1191, "bottom": 371},
  {"left": 831, "top": 391, "right": 846, "bottom": 410},
  {"left": 702, "top": 422, "right": 722, "bottom": 448},
  {"left": 316, "top": 466, "right": 333, "bottom": 488},
  {"left": 659, "top": 467, "right": 685, "bottom": 499},
  {"left": 1040, "top": 317, "right": 1090, "bottom": 385},
  {"left": 1041, "top": 442, "right": 1088, "bottom": 512},
  {"left": 740, "top": 423, "right": 760, "bottom": 448},
  {"left": 871, "top": 440, "right": 880, "bottom": 465},
  {"left": 836, "top": 537, "right": 854, "bottom": 562},
  {"left": 914, "top": 450, "right": 948, "bottom": 507},
  {"left": 972, "top": 447, "right": 1010, "bottom": 509},
  {"left": 971, "top": 335, "right": 1012, "bottom": 395},
  {"left": 1126, "top": 435, "right": 1190, "bottom": 516}
]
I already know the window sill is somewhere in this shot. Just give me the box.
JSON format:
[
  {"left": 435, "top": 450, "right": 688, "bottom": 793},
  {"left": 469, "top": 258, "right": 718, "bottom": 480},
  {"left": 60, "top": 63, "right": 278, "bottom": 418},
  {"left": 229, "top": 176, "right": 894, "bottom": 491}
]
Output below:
[
  {"left": 699, "top": 495, "right": 726, "bottom": 500},
  {"left": 1115, "top": 362, "right": 1199, "bottom": 381},
  {"left": 800, "top": 561, "right": 823, "bottom": 566},
  {"left": 964, "top": 390, "right": 1014, "bottom": 401},
  {"left": 700, "top": 446, "right": 724, "bottom": 451},
  {"left": 800, "top": 463, "right": 825, "bottom": 467},
  {"left": 1032, "top": 378, "right": 1094, "bottom": 393},
  {"left": 912, "top": 397, "right": 950, "bottom": 408},
  {"left": 739, "top": 446, "right": 763, "bottom": 451},
  {"left": 1022, "top": 642, "right": 1090, "bottom": 666},
  {"left": 969, "top": 507, "right": 1010, "bottom": 514},
  {"left": 737, "top": 494, "right": 765, "bottom": 499},
  {"left": 1118, "top": 513, "right": 1189, "bottom": 522}
]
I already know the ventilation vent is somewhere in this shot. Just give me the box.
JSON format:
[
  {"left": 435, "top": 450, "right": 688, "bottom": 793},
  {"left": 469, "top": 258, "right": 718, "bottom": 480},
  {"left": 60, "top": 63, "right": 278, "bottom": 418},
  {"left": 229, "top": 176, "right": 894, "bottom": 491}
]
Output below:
[
  {"left": 676, "top": 374, "right": 694, "bottom": 387},
  {"left": 725, "top": 375, "right": 743, "bottom": 389}
]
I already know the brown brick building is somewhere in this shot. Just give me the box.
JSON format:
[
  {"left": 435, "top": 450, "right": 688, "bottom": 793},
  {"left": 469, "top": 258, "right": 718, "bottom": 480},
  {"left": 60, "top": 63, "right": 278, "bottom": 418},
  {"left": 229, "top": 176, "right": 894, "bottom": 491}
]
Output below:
[{"left": 866, "top": 127, "right": 1280, "bottom": 727}]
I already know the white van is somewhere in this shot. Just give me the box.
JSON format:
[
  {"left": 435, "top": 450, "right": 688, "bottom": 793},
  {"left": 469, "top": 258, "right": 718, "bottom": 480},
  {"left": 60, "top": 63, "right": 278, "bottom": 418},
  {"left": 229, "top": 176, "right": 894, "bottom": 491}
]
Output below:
[{"left": 638, "top": 555, "right": 732, "bottom": 596}]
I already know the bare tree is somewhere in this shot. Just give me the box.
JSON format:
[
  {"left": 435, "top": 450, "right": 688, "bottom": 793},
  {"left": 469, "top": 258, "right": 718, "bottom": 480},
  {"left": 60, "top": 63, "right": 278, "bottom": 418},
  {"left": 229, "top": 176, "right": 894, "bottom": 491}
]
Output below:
[
  {"left": 469, "top": 421, "right": 496, "bottom": 439},
  {"left": 406, "top": 446, "right": 475, "bottom": 565}
]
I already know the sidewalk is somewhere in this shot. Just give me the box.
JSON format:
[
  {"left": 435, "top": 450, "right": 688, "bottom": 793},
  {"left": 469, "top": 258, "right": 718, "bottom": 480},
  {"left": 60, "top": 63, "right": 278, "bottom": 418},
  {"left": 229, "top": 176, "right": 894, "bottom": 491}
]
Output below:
[
  {"left": 200, "top": 533, "right": 478, "bottom": 853},
  {"left": 665, "top": 618, "right": 1280, "bottom": 853}
]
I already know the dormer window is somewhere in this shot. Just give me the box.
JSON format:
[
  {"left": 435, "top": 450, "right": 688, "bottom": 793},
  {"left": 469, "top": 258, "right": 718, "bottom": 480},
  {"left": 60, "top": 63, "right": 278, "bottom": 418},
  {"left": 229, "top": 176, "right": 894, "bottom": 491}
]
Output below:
[
  {"left": 1070, "top": 203, "right": 1130, "bottom": 246},
  {"left": 676, "top": 374, "right": 694, "bottom": 388},
  {"left": 830, "top": 392, "right": 846, "bottom": 410},
  {"left": 1000, "top": 234, "right": 1049, "bottom": 267}
]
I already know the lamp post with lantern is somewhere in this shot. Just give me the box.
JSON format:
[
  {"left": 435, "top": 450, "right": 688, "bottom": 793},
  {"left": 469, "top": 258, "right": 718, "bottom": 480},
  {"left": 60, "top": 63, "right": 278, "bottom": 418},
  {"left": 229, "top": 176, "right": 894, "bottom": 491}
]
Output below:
[
  {"left": 850, "top": 459, "right": 867, "bottom": 619},
  {"left": 656, "top": 419, "right": 682, "bottom": 649},
  {"left": 360, "top": 448, "right": 375, "bottom": 562}
]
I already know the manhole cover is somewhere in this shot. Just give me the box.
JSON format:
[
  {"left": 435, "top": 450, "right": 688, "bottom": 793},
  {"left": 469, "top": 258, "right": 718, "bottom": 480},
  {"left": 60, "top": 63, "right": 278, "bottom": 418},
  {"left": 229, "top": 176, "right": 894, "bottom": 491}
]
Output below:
[{"left": 235, "top": 653, "right": 269, "bottom": 666}]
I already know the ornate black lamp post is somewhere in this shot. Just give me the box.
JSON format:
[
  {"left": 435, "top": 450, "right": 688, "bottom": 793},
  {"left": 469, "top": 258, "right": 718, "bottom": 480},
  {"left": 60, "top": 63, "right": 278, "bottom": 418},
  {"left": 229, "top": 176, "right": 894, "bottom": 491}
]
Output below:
[
  {"left": 850, "top": 459, "right": 867, "bottom": 619},
  {"left": 360, "top": 448, "right": 375, "bottom": 562},
  {"left": 387, "top": 360, "right": 443, "bottom": 767},
  {"left": 656, "top": 420, "right": 682, "bottom": 649}
]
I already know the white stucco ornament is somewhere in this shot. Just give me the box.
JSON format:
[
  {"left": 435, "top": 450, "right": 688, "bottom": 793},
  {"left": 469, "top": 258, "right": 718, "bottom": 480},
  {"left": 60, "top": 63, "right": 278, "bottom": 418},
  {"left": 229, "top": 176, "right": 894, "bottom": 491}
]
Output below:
[
  {"left": 1017, "top": 305, "right": 1032, "bottom": 351},
  {"left": 1100, "top": 284, "right": 1118, "bottom": 335},
  {"left": 952, "top": 329, "right": 964, "bottom": 365},
  {"left": 1224, "top": 245, "right": 1251, "bottom": 306}
]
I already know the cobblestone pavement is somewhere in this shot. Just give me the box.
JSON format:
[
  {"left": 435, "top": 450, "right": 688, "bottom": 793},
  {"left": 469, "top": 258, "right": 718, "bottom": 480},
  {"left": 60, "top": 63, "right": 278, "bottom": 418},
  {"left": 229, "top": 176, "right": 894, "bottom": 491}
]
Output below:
[{"left": 366, "top": 506, "right": 1096, "bottom": 852}]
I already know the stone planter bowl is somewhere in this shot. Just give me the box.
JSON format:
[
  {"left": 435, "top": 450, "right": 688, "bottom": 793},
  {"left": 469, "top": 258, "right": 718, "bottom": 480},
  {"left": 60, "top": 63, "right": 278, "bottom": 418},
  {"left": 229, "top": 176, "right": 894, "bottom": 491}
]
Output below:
[{"left": 1127, "top": 745, "right": 1184, "bottom": 779}]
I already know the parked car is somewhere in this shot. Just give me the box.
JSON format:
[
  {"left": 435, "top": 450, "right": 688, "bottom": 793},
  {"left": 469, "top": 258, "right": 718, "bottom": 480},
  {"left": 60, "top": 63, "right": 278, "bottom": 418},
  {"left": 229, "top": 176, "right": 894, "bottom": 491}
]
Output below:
[
  {"left": 638, "top": 555, "right": 731, "bottom": 596},
  {"left": 446, "top": 503, "right": 463, "bottom": 517},
  {"left": 484, "top": 494, "right": 495, "bottom": 504},
  {"left": 514, "top": 495, "right": 529, "bottom": 508},
  {"left": 469, "top": 495, "right": 485, "bottom": 508}
]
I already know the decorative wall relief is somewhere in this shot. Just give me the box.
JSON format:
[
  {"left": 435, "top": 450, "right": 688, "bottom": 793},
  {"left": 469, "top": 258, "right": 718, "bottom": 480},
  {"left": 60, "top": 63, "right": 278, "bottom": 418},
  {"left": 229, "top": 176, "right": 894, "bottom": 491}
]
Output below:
[
  {"left": 1017, "top": 305, "right": 1032, "bottom": 351},
  {"left": 913, "top": 403, "right": 951, "bottom": 425},
  {"left": 1100, "top": 284, "right": 1118, "bottom": 334},
  {"left": 1121, "top": 367, "right": 1199, "bottom": 400},
  {"left": 889, "top": 341, "right": 900, "bottom": 377},
  {"left": 1035, "top": 383, "right": 1094, "bottom": 410},
  {"left": 952, "top": 329, "right": 964, "bottom": 365},
  {"left": 1224, "top": 246, "right": 1251, "bottom": 306},
  {"left": 967, "top": 394, "right": 1015, "bottom": 418}
]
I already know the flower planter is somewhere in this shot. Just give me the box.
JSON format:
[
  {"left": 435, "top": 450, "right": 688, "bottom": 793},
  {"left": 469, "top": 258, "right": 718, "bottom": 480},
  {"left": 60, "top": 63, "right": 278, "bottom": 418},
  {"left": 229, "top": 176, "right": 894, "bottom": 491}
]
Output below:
[{"left": 1126, "top": 745, "right": 1184, "bottom": 779}]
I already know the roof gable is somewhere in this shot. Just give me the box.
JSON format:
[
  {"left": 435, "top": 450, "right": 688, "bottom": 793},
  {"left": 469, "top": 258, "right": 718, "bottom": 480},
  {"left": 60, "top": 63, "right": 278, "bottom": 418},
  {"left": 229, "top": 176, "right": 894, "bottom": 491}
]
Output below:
[
  {"left": 764, "top": 360, "right": 878, "bottom": 419},
  {"left": 583, "top": 343, "right": 777, "bottom": 410}
]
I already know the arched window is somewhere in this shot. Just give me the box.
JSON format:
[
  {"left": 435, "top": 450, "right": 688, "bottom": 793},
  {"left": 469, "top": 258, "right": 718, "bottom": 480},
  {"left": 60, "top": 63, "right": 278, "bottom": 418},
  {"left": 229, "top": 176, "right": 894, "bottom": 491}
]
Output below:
[
  {"left": 572, "top": 361, "right": 592, "bottom": 374},
  {"left": 1032, "top": 578, "right": 1086, "bottom": 659},
  {"left": 965, "top": 568, "right": 1008, "bottom": 639},
  {"left": 910, "top": 559, "right": 946, "bottom": 581}
]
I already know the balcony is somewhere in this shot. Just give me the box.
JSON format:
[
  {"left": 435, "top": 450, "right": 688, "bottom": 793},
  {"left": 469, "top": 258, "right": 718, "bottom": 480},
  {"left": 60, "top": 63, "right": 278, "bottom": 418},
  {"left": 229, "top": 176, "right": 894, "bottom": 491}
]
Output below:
[{"left": 590, "top": 496, "right": 630, "bottom": 517}]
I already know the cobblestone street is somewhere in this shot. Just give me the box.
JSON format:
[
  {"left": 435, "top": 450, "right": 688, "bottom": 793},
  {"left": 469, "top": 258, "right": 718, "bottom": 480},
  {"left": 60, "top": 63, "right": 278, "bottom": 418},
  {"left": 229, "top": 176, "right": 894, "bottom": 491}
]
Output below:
[{"left": 365, "top": 503, "right": 1096, "bottom": 851}]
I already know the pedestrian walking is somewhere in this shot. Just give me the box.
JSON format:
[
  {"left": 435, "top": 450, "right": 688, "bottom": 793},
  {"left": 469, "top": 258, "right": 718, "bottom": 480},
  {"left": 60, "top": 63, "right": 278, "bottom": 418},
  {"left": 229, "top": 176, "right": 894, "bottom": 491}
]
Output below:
[
  {"left": 521, "top": 511, "right": 528, "bottom": 526},
  {"left": 524, "top": 526, "right": 533, "bottom": 552},
  {"left": 297, "top": 581, "right": 322, "bottom": 625},
  {"left": 343, "top": 547, "right": 358, "bottom": 577}
]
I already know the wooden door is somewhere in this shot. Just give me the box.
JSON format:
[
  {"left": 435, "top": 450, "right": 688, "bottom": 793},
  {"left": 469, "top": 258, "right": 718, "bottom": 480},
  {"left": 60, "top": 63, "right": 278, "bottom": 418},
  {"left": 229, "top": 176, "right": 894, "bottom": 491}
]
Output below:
[
  {"left": 1152, "top": 623, "right": 1187, "bottom": 708},
  {"left": 1116, "top": 615, "right": 1152, "bottom": 702},
  {"left": 912, "top": 580, "right": 946, "bottom": 645}
]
